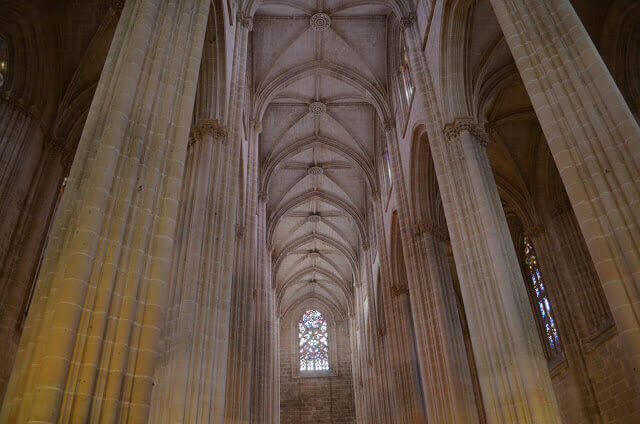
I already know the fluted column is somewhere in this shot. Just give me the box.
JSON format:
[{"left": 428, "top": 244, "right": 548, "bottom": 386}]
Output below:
[
  {"left": 250, "top": 197, "right": 279, "bottom": 424},
  {"left": 383, "top": 119, "right": 479, "bottom": 423},
  {"left": 0, "top": 145, "right": 68, "bottom": 403},
  {"left": 372, "top": 196, "right": 426, "bottom": 424},
  {"left": 0, "top": 0, "right": 210, "bottom": 422},
  {"left": 222, "top": 22, "right": 255, "bottom": 416},
  {"left": 148, "top": 119, "right": 239, "bottom": 423},
  {"left": 490, "top": 0, "right": 640, "bottom": 377},
  {"left": 415, "top": 224, "right": 480, "bottom": 423},
  {"left": 438, "top": 120, "right": 562, "bottom": 423},
  {"left": 0, "top": 100, "right": 44, "bottom": 270}
]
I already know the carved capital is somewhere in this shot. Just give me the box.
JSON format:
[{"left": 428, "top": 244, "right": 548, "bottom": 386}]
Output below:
[
  {"left": 237, "top": 13, "right": 253, "bottom": 30},
  {"left": 400, "top": 14, "right": 416, "bottom": 29},
  {"left": 111, "top": 0, "right": 125, "bottom": 12},
  {"left": 189, "top": 119, "right": 227, "bottom": 147},
  {"left": 391, "top": 285, "right": 409, "bottom": 297},
  {"left": 443, "top": 118, "right": 488, "bottom": 147},
  {"left": 383, "top": 120, "right": 396, "bottom": 133},
  {"left": 415, "top": 219, "right": 449, "bottom": 242}
]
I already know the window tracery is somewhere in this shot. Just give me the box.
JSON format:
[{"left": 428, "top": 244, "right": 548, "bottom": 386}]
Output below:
[
  {"left": 524, "top": 237, "right": 561, "bottom": 356},
  {"left": 299, "top": 309, "right": 329, "bottom": 371}
]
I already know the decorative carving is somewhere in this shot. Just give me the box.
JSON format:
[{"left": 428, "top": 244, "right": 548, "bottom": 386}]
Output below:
[
  {"left": 111, "top": 0, "right": 125, "bottom": 12},
  {"left": 310, "top": 13, "right": 331, "bottom": 31},
  {"left": 391, "top": 285, "right": 409, "bottom": 297},
  {"left": 400, "top": 14, "right": 416, "bottom": 29},
  {"left": 443, "top": 118, "right": 489, "bottom": 147},
  {"left": 383, "top": 120, "right": 396, "bottom": 133},
  {"left": 307, "top": 214, "right": 322, "bottom": 224},
  {"left": 309, "top": 101, "right": 326, "bottom": 115},
  {"left": 237, "top": 13, "right": 253, "bottom": 30},
  {"left": 188, "top": 119, "right": 227, "bottom": 147},
  {"left": 308, "top": 251, "right": 321, "bottom": 260},
  {"left": 307, "top": 165, "right": 324, "bottom": 175},
  {"left": 415, "top": 219, "right": 449, "bottom": 242},
  {"left": 236, "top": 224, "right": 245, "bottom": 239}
]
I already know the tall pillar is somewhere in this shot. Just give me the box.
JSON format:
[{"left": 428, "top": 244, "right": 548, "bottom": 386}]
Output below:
[
  {"left": 148, "top": 119, "right": 239, "bottom": 424},
  {"left": 384, "top": 120, "right": 480, "bottom": 423},
  {"left": 489, "top": 0, "right": 640, "bottom": 377},
  {"left": 250, "top": 198, "right": 279, "bottom": 424},
  {"left": 222, "top": 21, "right": 255, "bottom": 416},
  {"left": 436, "top": 120, "right": 561, "bottom": 422},
  {"left": 0, "top": 145, "right": 68, "bottom": 403},
  {"left": 372, "top": 197, "right": 426, "bottom": 424},
  {"left": 0, "top": 0, "right": 210, "bottom": 422},
  {"left": 0, "top": 100, "right": 44, "bottom": 270},
  {"left": 415, "top": 225, "right": 480, "bottom": 423}
]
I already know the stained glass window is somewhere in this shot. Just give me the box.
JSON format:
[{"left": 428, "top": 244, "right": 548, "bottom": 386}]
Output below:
[
  {"left": 299, "top": 309, "right": 329, "bottom": 371},
  {"left": 0, "top": 36, "right": 8, "bottom": 88},
  {"left": 384, "top": 150, "right": 393, "bottom": 187},
  {"left": 399, "top": 38, "right": 414, "bottom": 108},
  {"left": 524, "top": 237, "right": 561, "bottom": 355}
]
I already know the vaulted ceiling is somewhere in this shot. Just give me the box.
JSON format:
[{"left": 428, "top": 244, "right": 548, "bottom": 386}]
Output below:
[{"left": 253, "top": 0, "right": 392, "bottom": 318}]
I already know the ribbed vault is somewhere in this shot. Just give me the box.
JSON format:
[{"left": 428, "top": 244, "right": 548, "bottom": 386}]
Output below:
[{"left": 254, "top": 0, "right": 392, "bottom": 317}]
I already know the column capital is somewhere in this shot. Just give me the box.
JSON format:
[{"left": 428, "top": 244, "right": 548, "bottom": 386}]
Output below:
[
  {"left": 237, "top": 13, "right": 253, "bottom": 31},
  {"left": 189, "top": 119, "right": 227, "bottom": 147},
  {"left": 110, "top": 0, "right": 125, "bottom": 12},
  {"left": 443, "top": 118, "right": 488, "bottom": 147},
  {"left": 415, "top": 218, "right": 449, "bottom": 242},
  {"left": 524, "top": 225, "right": 545, "bottom": 239},
  {"left": 383, "top": 119, "right": 396, "bottom": 133},
  {"left": 400, "top": 14, "right": 416, "bottom": 29}
]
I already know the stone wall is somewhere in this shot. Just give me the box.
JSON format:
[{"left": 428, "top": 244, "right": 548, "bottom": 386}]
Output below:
[{"left": 280, "top": 312, "right": 356, "bottom": 424}]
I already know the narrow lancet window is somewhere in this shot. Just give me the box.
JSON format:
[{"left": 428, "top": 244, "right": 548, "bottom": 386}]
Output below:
[
  {"left": 299, "top": 309, "right": 329, "bottom": 371},
  {"left": 0, "top": 36, "right": 8, "bottom": 88},
  {"left": 524, "top": 237, "right": 561, "bottom": 355},
  {"left": 399, "top": 39, "right": 414, "bottom": 108}
]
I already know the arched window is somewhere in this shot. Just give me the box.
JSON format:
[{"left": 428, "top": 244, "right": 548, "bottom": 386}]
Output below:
[
  {"left": 0, "top": 36, "right": 8, "bottom": 88},
  {"left": 524, "top": 237, "right": 561, "bottom": 356},
  {"left": 299, "top": 309, "right": 329, "bottom": 371},
  {"left": 383, "top": 149, "right": 393, "bottom": 189},
  {"left": 399, "top": 37, "right": 414, "bottom": 109}
]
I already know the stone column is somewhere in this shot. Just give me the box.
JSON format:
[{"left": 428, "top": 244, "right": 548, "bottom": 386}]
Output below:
[
  {"left": 250, "top": 198, "right": 279, "bottom": 424},
  {"left": 148, "top": 119, "right": 239, "bottom": 424},
  {"left": 0, "top": 100, "right": 44, "bottom": 270},
  {"left": 372, "top": 197, "right": 426, "bottom": 424},
  {"left": 222, "top": 27, "right": 255, "bottom": 417},
  {"left": 436, "top": 120, "right": 561, "bottom": 423},
  {"left": 384, "top": 120, "right": 479, "bottom": 423},
  {"left": 415, "top": 224, "right": 480, "bottom": 423},
  {"left": 0, "top": 145, "right": 68, "bottom": 403},
  {"left": 0, "top": 0, "right": 210, "bottom": 422},
  {"left": 490, "top": 0, "right": 640, "bottom": 377}
]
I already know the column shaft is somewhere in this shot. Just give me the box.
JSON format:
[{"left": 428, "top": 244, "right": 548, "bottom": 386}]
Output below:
[
  {"left": 490, "top": 0, "right": 640, "bottom": 376},
  {"left": 384, "top": 122, "right": 480, "bottom": 423},
  {"left": 438, "top": 122, "right": 562, "bottom": 423},
  {"left": 148, "top": 121, "right": 239, "bottom": 424},
  {"left": 0, "top": 0, "right": 210, "bottom": 422}
]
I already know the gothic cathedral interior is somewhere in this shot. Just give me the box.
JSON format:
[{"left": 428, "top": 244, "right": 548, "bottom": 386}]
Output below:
[{"left": 0, "top": 0, "right": 639, "bottom": 423}]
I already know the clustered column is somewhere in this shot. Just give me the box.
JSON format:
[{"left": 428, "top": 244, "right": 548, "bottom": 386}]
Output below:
[
  {"left": 489, "top": 0, "right": 640, "bottom": 379},
  {"left": 0, "top": 0, "right": 210, "bottom": 422},
  {"left": 148, "top": 119, "right": 239, "bottom": 424},
  {"left": 384, "top": 117, "right": 480, "bottom": 423},
  {"left": 437, "top": 120, "right": 562, "bottom": 422}
]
